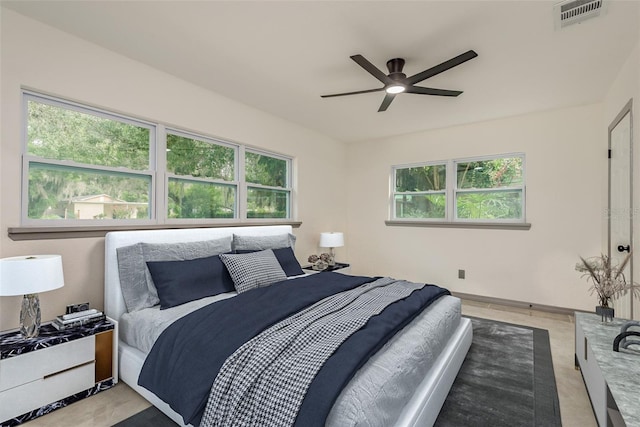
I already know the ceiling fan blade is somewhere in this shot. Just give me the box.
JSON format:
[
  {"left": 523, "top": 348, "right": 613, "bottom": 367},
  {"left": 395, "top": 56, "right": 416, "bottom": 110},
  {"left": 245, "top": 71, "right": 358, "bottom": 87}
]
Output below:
[
  {"left": 405, "top": 50, "right": 478, "bottom": 86},
  {"left": 351, "top": 55, "right": 393, "bottom": 85},
  {"left": 378, "top": 93, "right": 396, "bottom": 112},
  {"left": 321, "top": 87, "right": 384, "bottom": 98},
  {"left": 406, "top": 86, "right": 463, "bottom": 97}
]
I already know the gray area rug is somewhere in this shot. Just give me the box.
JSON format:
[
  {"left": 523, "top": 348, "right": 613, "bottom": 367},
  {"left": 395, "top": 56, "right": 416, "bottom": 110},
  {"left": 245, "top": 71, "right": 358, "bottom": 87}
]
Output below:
[
  {"left": 113, "top": 317, "right": 561, "bottom": 427},
  {"left": 435, "top": 317, "right": 561, "bottom": 426}
]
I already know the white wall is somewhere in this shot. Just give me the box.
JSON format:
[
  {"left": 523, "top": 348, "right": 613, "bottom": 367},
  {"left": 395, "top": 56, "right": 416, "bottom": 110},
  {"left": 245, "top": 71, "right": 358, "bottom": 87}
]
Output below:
[
  {"left": 346, "top": 104, "right": 604, "bottom": 311},
  {"left": 0, "top": 9, "right": 347, "bottom": 330}
]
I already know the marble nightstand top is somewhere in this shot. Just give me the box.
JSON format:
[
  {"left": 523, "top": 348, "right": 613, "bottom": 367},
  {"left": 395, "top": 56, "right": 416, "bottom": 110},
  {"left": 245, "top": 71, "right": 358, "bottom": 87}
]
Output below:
[
  {"left": 0, "top": 319, "right": 114, "bottom": 360},
  {"left": 576, "top": 312, "right": 640, "bottom": 426}
]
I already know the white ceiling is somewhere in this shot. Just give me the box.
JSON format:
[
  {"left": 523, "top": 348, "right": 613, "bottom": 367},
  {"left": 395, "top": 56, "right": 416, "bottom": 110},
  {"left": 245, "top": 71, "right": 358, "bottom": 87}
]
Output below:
[{"left": 3, "top": 0, "right": 639, "bottom": 143}]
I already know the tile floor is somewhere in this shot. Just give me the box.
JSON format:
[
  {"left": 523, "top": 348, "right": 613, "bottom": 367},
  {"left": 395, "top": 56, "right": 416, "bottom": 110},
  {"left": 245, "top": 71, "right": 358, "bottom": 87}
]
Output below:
[{"left": 22, "top": 300, "right": 597, "bottom": 426}]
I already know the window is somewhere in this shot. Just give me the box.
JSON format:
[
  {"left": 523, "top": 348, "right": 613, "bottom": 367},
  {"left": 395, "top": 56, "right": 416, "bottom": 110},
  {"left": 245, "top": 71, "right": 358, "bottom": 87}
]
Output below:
[
  {"left": 22, "top": 91, "right": 293, "bottom": 225},
  {"left": 166, "top": 130, "right": 237, "bottom": 219},
  {"left": 393, "top": 163, "right": 446, "bottom": 219},
  {"left": 25, "top": 94, "right": 154, "bottom": 222},
  {"left": 392, "top": 154, "right": 525, "bottom": 223},
  {"left": 245, "top": 150, "right": 291, "bottom": 219},
  {"left": 455, "top": 157, "right": 524, "bottom": 221}
]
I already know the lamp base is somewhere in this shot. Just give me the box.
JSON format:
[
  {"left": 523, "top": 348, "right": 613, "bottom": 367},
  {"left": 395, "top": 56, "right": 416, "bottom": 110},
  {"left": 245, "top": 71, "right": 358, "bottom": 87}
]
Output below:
[
  {"left": 20, "top": 293, "right": 41, "bottom": 338},
  {"left": 328, "top": 248, "right": 336, "bottom": 266}
]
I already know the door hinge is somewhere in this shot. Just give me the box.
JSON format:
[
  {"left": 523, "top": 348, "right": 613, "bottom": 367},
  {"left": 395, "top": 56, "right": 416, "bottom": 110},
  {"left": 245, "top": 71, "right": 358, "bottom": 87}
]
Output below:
[{"left": 608, "top": 149, "right": 612, "bottom": 159}]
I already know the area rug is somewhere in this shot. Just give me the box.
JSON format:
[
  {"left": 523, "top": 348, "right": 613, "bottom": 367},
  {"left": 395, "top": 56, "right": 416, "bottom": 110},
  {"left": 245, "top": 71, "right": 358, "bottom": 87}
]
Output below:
[
  {"left": 113, "top": 317, "right": 561, "bottom": 427},
  {"left": 434, "top": 317, "right": 561, "bottom": 426}
]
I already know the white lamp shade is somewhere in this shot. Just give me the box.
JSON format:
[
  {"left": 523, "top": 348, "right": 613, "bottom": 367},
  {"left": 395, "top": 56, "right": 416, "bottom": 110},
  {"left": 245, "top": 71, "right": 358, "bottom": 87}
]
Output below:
[
  {"left": 319, "top": 232, "right": 344, "bottom": 248},
  {"left": 0, "top": 255, "right": 65, "bottom": 296}
]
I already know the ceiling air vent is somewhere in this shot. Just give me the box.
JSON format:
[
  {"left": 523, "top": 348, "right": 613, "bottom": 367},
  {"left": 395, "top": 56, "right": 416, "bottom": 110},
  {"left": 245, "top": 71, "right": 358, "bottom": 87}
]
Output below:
[{"left": 554, "top": 0, "right": 606, "bottom": 29}]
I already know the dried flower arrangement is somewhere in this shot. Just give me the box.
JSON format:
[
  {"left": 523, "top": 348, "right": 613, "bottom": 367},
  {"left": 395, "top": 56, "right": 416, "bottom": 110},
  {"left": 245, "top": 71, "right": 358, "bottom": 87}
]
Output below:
[
  {"left": 308, "top": 253, "right": 332, "bottom": 271},
  {"left": 575, "top": 252, "right": 639, "bottom": 308}
]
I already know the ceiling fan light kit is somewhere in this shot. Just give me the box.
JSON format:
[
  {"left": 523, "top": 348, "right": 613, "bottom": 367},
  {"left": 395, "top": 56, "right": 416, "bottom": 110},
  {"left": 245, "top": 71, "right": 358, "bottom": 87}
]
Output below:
[
  {"left": 321, "top": 50, "right": 478, "bottom": 112},
  {"left": 386, "top": 85, "right": 405, "bottom": 94}
]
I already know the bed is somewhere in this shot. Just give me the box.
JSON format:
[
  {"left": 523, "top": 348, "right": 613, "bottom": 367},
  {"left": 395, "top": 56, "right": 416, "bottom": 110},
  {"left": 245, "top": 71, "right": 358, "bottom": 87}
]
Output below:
[{"left": 104, "top": 225, "right": 472, "bottom": 427}]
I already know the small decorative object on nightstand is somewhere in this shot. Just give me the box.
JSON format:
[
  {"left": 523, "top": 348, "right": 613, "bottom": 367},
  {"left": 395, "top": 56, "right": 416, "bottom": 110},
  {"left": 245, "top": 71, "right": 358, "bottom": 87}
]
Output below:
[
  {"left": 322, "top": 262, "right": 350, "bottom": 273},
  {"left": 307, "top": 254, "right": 330, "bottom": 271},
  {"left": 319, "top": 232, "right": 344, "bottom": 266},
  {"left": 0, "top": 255, "right": 65, "bottom": 338}
]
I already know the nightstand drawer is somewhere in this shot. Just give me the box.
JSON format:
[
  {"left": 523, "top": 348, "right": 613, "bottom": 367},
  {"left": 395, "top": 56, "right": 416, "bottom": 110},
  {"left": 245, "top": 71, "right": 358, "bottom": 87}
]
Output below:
[
  {"left": 0, "top": 336, "right": 94, "bottom": 392},
  {"left": 0, "top": 361, "right": 95, "bottom": 421}
]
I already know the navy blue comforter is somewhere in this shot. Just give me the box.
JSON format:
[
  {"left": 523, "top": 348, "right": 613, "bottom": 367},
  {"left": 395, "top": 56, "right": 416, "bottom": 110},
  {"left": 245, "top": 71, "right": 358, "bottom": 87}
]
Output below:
[{"left": 138, "top": 272, "right": 449, "bottom": 426}]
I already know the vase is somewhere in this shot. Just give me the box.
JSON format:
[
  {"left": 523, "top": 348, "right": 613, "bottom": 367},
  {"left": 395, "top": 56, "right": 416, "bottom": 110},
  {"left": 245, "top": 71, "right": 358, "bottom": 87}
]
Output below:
[{"left": 595, "top": 305, "right": 614, "bottom": 323}]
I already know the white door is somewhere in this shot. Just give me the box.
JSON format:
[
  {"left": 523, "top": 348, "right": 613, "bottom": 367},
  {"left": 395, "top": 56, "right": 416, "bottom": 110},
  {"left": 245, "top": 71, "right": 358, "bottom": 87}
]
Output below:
[{"left": 609, "top": 101, "right": 633, "bottom": 319}]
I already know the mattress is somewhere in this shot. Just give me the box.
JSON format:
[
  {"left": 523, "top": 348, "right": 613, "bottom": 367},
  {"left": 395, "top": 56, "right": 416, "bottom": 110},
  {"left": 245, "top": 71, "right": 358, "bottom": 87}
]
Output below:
[{"left": 120, "top": 290, "right": 460, "bottom": 427}]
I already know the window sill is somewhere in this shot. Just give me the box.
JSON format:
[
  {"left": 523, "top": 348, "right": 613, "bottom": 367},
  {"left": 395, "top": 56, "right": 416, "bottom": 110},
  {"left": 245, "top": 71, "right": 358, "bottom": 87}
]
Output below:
[
  {"left": 8, "top": 220, "right": 303, "bottom": 241},
  {"left": 385, "top": 220, "right": 531, "bottom": 230}
]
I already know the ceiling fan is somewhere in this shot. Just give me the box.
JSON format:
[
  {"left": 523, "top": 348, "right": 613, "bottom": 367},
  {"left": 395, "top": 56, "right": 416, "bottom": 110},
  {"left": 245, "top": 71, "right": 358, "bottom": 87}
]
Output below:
[{"left": 321, "top": 50, "right": 478, "bottom": 112}]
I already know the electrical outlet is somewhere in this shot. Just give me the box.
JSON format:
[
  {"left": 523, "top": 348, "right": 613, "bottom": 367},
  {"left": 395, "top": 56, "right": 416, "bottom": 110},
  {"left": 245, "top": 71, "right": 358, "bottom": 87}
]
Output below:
[{"left": 458, "top": 269, "right": 465, "bottom": 279}]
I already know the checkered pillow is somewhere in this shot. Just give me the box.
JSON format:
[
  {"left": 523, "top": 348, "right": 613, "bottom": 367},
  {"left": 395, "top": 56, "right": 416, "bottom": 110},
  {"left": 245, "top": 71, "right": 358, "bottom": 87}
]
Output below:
[{"left": 219, "top": 249, "right": 287, "bottom": 293}]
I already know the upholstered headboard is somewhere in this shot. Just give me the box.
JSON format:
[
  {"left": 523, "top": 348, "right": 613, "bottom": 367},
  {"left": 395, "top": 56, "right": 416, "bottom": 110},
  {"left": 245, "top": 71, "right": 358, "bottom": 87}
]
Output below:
[{"left": 104, "top": 225, "right": 293, "bottom": 321}]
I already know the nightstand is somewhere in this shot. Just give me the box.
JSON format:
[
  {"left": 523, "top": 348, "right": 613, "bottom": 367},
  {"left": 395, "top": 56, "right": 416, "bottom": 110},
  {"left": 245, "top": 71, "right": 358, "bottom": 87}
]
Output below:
[
  {"left": 303, "top": 262, "right": 351, "bottom": 274},
  {"left": 0, "top": 318, "right": 118, "bottom": 426}
]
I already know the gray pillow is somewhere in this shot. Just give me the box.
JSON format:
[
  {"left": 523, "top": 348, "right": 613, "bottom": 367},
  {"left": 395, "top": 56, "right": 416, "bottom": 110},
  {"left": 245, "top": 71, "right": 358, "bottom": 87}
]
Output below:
[
  {"left": 232, "top": 233, "right": 296, "bottom": 251},
  {"left": 219, "top": 250, "right": 287, "bottom": 294},
  {"left": 116, "top": 236, "right": 232, "bottom": 312}
]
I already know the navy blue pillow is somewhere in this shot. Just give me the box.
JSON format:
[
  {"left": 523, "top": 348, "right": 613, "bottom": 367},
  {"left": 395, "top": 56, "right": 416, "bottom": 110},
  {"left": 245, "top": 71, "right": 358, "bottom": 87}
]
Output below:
[
  {"left": 235, "top": 246, "right": 304, "bottom": 277},
  {"left": 146, "top": 255, "right": 235, "bottom": 309}
]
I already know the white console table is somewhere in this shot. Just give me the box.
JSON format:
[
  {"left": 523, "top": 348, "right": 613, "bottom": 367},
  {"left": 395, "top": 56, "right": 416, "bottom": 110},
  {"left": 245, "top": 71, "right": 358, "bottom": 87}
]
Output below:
[{"left": 575, "top": 312, "right": 640, "bottom": 427}]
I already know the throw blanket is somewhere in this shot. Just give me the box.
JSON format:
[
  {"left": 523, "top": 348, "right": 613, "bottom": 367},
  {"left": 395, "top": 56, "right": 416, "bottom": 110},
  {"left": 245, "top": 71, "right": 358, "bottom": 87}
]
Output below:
[
  {"left": 201, "top": 277, "right": 426, "bottom": 427},
  {"left": 138, "top": 272, "right": 449, "bottom": 426}
]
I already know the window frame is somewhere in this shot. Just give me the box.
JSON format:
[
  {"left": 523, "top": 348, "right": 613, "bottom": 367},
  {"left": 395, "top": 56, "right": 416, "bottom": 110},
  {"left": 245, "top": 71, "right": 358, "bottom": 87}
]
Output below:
[
  {"left": 391, "top": 153, "right": 526, "bottom": 224},
  {"left": 21, "top": 90, "right": 294, "bottom": 227}
]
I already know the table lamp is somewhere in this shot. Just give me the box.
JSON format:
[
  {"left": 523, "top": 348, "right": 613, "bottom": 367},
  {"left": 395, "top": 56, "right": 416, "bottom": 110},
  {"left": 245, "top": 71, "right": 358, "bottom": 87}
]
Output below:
[
  {"left": 0, "top": 255, "right": 65, "bottom": 338},
  {"left": 319, "top": 232, "right": 344, "bottom": 266}
]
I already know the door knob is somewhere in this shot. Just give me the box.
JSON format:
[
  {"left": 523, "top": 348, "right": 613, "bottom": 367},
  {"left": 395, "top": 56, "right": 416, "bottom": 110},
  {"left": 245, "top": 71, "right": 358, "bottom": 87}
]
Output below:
[{"left": 617, "top": 245, "right": 631, "bottom": 253}]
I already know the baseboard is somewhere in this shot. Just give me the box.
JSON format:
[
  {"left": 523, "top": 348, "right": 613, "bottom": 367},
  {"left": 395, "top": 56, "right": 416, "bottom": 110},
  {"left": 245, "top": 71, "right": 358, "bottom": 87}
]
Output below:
[{"left": 452, "top": 292, "right": 577, "bottom": 316}]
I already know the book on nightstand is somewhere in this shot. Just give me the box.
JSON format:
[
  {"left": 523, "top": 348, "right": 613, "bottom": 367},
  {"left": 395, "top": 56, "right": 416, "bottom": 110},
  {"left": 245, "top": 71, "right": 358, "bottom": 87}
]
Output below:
[{"left": 52, "top": 310, "right": 106, "bottom": 330}]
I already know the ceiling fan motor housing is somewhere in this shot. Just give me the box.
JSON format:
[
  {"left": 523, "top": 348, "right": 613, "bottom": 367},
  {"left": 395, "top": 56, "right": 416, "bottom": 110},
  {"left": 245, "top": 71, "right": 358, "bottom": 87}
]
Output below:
[{"left": 386, "top": 58, "right": 407, "bottom": 80}]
